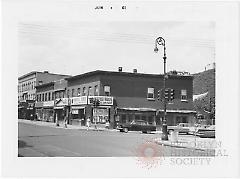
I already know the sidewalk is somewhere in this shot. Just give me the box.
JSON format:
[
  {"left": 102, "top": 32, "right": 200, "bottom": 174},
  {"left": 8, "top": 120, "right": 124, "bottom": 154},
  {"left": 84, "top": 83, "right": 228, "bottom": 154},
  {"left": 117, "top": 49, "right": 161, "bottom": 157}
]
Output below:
[
  {"left": 154, "top": 135, "right": 217, "bottom": 151},
  {"left": 18, "top": 119, "right": 118, "bottom": 132}
]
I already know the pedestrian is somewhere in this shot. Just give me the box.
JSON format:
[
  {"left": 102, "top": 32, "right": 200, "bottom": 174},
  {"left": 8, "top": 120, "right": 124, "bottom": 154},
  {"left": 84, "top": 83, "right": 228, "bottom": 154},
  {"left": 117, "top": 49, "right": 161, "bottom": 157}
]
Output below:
[
  {"left": 64, "top": 110, "right": 68, "bottom": 128},
  {"left": 86, "top": 117, "right": 91, "bottom": 131},
  {"left": 105, "top": 120, "right": 110, "bottom": 129}
]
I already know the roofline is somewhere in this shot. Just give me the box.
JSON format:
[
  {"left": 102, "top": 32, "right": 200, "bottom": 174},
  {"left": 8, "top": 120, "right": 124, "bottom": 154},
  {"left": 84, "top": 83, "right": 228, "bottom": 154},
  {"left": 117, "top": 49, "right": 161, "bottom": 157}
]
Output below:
[
  {"left": 18, "top": 71, "right": 38, "bottom": 80},
  {"left": 66, "top": 70, "right": 193, "bottom": 81},
  {"left": 18, "top": 71, "right": 72, "bottom": 80}
]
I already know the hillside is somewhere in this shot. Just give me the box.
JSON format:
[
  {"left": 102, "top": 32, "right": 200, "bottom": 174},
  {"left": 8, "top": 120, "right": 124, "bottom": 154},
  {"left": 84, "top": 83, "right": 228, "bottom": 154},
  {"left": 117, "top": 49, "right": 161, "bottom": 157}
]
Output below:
[
  {"left": 193, "top": 68, "right": 215, "bottom": 122},
  {"left": 193, "top": 69, "right": 215, "bottom": 97}
]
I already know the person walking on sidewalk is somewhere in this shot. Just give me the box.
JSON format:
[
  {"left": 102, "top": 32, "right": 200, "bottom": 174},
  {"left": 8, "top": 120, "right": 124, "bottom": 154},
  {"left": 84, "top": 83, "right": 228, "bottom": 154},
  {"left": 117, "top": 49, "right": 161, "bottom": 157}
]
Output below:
[
  {"left": 64, "top": 109, "right": 68, "bottom": 128},
  {"left": 86, "top": 117, "right": 91, "bottom": 131},
  {"left": 105, "top": 120, "right": 110, "bottom": 129}
]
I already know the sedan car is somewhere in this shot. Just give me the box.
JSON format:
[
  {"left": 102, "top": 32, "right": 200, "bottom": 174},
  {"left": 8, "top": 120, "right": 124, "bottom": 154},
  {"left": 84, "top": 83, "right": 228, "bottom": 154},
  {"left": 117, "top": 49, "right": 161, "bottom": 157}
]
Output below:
[
  {"left": 196, "top": 125, "right": 215, "bottom": 138},
  {"left": 117, "top": 120, "right": 156, "bottom": 133}
]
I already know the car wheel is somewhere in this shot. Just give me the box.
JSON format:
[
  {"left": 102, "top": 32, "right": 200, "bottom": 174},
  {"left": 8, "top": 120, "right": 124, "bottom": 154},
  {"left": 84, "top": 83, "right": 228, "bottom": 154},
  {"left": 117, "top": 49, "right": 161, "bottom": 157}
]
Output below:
[
  {"left": 123, "top": 128, "right": 128, "bottom": 133},
  {"left": 142, "top": 131, "right": 146, "bottom": 134},
  {"left": 119, "top": 129, "right": 123, "bottom": 132}
]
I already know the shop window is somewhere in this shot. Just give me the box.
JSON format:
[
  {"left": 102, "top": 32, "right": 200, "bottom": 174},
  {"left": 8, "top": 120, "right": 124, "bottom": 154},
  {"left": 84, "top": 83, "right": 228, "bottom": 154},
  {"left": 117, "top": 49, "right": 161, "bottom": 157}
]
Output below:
[
  {"left": 39, "top": 94, "right": 41, "bottom": 101},
  {"left": 121, "top": 114, "right": 127, "bottom": 123},
  {"left": 94, "top": 85, "right": 98, "bottom": 96},
  {"left": 77, "top": 88, "right": 81, "bottom": 96},
  {"left": 142, "top": 115, "right": 146, "bottom": 121},
  {"left": 62, "top": 91, "right": 65, "bottom": 98},
  {"left": 147, "top": 87, "right": 155, "bottom": 99},
  {"left": 104, "top": 85, "right": 110, "bottom": 96},
  {"left": 52, "top": 92, "right": 54, "bottom": 100},
  {"left": 148, "top": 116, "right": 154, "bottom": 124},
  {"left": 135, "top": 114, "right": 140, "bottom": 121},
  {"left": 181, "top": 89, "right": 187, "bottom": 101},
  {"left": 42, "top": 93, "right": 44, "bottom": 101},
  {"left": 128, "top": 114, "right": 133, "bottom": 123}
]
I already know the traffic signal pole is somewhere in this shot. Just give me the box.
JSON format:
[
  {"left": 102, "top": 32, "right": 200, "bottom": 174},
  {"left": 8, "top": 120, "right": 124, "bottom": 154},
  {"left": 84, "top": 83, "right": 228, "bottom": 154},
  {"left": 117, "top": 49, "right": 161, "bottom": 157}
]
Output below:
[
  {"left": 154, "top": 37, "right": 168, "bottom": 141},
  {"left": 162, "top": 53, "right": 168, "bottom": 140}
]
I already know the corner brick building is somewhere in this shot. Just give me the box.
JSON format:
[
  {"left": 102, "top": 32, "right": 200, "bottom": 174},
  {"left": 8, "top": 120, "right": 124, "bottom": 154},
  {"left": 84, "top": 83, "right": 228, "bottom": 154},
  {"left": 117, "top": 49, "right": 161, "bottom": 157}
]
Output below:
[{"left": 34, "top": 69, "right": 196, "bottom": 128}]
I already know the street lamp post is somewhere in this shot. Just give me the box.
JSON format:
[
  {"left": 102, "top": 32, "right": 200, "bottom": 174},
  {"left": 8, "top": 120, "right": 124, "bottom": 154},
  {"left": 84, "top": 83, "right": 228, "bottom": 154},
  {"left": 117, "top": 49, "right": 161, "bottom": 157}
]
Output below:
[{"left": 154, "top": 37, "right": 168, "bottom": 141}]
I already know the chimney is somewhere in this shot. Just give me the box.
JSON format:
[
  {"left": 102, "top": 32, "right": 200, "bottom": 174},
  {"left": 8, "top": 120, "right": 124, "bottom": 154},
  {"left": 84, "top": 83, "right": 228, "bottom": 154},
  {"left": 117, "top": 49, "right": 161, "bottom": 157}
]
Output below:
[
  {"left": 44, "top": 71, "right": 49, "bottom": 73},
  {"left": 118, "top": 67, "right": 122, "bottom": 72},
  {"left": 133, "top": 69, "right": 137, "bottom": 73}
]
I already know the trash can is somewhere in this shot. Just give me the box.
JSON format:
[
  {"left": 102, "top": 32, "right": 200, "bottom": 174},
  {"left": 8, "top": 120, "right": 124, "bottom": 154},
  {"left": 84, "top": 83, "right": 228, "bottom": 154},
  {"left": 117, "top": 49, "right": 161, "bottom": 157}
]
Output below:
[{"left": 170, "top": 130, "right": 179, "bottom": 142}]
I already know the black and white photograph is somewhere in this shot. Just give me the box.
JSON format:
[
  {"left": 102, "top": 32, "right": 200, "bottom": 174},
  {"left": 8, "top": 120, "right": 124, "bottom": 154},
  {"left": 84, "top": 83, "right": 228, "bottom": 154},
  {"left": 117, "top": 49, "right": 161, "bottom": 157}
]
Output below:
[{"left": 1, "top": 0, "right": 240, "bottom": 178}]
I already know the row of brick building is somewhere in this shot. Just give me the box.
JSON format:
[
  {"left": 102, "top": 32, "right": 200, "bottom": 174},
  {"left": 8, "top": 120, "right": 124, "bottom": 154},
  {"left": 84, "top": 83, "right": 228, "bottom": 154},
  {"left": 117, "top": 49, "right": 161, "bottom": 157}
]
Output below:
[{"left": 18, "top": 69, "right": 197, "bottom": 128}]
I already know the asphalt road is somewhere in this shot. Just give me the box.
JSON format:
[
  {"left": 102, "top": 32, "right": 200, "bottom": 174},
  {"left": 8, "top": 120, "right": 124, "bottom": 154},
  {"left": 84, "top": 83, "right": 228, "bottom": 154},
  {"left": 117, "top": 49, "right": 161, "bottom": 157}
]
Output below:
[{"left": 18, "top": 122, "right": 214, "bottom": 157}]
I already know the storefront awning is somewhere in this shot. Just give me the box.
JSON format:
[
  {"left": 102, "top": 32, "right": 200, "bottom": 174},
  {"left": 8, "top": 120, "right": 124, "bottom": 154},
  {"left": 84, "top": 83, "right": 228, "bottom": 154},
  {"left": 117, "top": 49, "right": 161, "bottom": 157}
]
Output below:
[
  {"left": 54, "top": 106, "right": 64, "bottom": 109},
  {"left": 118, "top": 107, "right": 157, "bottom": 112},
  {"left": 71, "top": 106, "right": 85, "bottom": 110},
  {"left": 157, "top": 109, "right": 197, "bottom": 114}
]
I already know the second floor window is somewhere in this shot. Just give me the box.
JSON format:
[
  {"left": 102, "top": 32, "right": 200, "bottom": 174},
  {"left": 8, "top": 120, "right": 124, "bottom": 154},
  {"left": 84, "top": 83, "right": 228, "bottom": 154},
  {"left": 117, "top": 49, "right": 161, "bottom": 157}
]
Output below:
[
  {"left": 94, "top": 85, "right": 98, "bottom": 96},
  {"left": 83, "top": 87, "right": 87, "bottom": 96},
  {"left": 52, "top": 92, "right": 54, "bottom": 100},
  {"left": 72, "top": 89, "right": 75, "bottom": 97},
  {"left": 104, "top": 86, "right": 110, "bottom": 96},
  {"left": 45, "top": 93, "right": 48, "bottom": 101},
  {"left": 88, "top": 86, "right": 93, "bottom": 96},
  {"left": 181, "top": 89, "right": 187, "bottom": 101},
  {"left": 147, "top": 87, "right": 154, "bottom": 99},
  {"left": 77, "top": 88, "right": 81, "bottom": 96}
]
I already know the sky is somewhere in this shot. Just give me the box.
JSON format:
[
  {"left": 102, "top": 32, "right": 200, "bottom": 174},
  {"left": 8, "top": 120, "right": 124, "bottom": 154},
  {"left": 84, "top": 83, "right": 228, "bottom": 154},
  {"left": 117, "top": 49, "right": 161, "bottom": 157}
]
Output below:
[{"left": 18, "top": 21, "right": 215, "bottom": 77}]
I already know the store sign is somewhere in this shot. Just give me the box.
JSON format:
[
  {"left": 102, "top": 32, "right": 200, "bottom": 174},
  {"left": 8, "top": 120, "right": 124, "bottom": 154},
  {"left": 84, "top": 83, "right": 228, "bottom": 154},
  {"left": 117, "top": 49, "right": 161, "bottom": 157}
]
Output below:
[
  {"left": 35, "top": 102, "right": 43, "bottom": 108},
  {"left": 55, "top": 98, "right": 69, "bottom": 106},
  {"left": 43, "top": 101, "right": 54, "bottom": 107},
  {"left": 93, "top": 108, "right": 109, "bottom": 123},
  {"left": 88, "top": 96, "right": 113, "bottom": 106},
  {"left": 71, "top": 109, "right": 79, "bottom": 114},
  {"left": 70, "top": 96, "right": 87, "bottom": 105}
]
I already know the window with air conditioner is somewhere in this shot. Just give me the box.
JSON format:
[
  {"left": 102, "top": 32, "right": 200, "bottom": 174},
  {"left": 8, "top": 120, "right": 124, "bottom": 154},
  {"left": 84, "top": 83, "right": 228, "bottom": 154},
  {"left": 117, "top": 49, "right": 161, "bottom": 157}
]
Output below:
[
  {"left": 147, "top": 87, "right": 155, "bottom": 100},
  {"left": 181, "top": 89, "right": 188, "bottom": 101}
]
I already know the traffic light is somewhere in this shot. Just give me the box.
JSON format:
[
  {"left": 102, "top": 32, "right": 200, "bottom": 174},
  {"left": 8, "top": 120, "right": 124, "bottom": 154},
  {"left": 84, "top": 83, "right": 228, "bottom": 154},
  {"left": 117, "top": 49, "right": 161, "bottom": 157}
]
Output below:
[
  {"left": 92, "top": 98, "right": 100, "bottom": 107},
  {"left": 164, "top": 88, "right": 169, "bottom": 101},
  {"left": 170, "top": 89, "right": 175, "bottom": 101}
]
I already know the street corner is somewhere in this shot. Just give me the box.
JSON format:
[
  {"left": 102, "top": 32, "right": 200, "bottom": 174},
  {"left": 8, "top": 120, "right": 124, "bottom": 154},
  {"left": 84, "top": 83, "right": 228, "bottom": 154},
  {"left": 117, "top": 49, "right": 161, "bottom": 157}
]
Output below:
[{"left": 154, "top": 138, "right": 189, "bottom": 149}]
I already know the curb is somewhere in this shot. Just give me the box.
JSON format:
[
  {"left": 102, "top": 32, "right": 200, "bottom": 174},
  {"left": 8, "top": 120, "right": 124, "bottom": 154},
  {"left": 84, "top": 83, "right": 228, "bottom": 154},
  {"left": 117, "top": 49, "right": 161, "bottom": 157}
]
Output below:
[{"left": 154, "top": 139, "right": 211, "bottom": 151}]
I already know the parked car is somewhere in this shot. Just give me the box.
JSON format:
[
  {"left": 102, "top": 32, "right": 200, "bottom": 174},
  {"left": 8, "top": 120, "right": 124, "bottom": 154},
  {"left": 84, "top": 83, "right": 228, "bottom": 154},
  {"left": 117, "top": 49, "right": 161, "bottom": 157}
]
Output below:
[
  {"left": 117, "top": 120, "right": 156, "bottom": 133},
  {"left": 196, "top": 125, "right": 215, "bottom": 138},
  {"left": 188, "top": 124, "right": 208, "bottom": 135},
  {"left": 167, "top": 123, "right": 191, "bottom": 134}
]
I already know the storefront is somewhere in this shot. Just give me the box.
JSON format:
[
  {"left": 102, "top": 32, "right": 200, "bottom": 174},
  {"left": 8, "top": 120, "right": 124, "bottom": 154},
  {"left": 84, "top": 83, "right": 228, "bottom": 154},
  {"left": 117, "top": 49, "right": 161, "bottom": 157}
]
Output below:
[
  {"left": 54, "top": 98, "right": 69, "bottom": 124},
  {"left": 88, "top": 96, "right": 114, "bottom": 125},
  {"left": 70, "top": 96, "right": 87, "bottom": 126},
  {"left": 42, "top": 101, "right": 55, "bottom": 122},
  {"left": 156, "top": 109, "right": 197, "bottom": 126}
]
